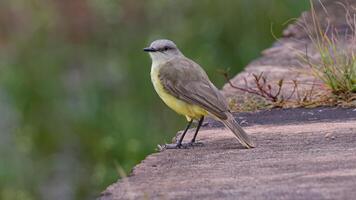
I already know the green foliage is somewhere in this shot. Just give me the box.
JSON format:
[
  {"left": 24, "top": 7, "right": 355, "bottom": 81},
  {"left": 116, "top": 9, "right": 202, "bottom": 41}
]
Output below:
[
  {"left": 304, "top": 0, "right": 356, "bottom": 95},
  {"left": 0, "top": 0, "right": 308, "bottom": 199},
  {"left": 310, "top": 35, "right": 356, "bottom": 94},
  {"left": 317, "top": 47, "right": 356, "bottom": 93}
]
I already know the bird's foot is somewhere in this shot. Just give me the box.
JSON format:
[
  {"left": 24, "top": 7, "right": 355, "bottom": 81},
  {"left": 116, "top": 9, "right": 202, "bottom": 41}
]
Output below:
[{"left": 157, "top": 141, "right": 204, "bottom": 151}]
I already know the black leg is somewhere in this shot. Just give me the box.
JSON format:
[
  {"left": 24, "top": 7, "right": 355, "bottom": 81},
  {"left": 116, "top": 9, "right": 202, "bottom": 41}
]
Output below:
[
  {"left": 191, "top": 116, "right": 204, "bottom": 143},
  {"left": 176, "top": 120, "right": 193, "bottom": 147}
]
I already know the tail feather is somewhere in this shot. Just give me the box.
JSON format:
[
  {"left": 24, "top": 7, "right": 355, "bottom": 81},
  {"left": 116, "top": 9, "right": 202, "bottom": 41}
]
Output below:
[{"left": 221, "top": 113, "right": 255, "bottom": 148}]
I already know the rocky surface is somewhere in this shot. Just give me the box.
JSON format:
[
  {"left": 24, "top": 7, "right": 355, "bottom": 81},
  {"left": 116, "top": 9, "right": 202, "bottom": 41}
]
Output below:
[
  {"left": 223, "top": 0, "right": 356, "bottom": 103},
  {"left": 99, "top": 1, "right": 356, "bottom": 199},
  {"left": 100, "top": 115, "right": 356, "bottom": 200}
]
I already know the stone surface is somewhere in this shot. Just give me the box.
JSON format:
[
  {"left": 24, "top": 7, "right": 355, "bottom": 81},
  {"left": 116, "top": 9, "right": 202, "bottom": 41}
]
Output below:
[
  {"left": 100, "top": 116, "right": 356, "bottom": 200},
  {"left": 223, "top": 0, "right": 356, "bottom": 103}
]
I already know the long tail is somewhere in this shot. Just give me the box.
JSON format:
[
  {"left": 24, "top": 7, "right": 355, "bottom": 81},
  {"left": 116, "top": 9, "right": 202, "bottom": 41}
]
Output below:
[{"left": 221, "top": 113, "right": 255, "bottom": 148}]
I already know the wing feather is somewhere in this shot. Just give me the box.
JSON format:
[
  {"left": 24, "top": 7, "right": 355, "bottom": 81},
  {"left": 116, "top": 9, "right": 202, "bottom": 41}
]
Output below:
[{"left": 159, "top": 57, "right": 228, "bottom": 120}]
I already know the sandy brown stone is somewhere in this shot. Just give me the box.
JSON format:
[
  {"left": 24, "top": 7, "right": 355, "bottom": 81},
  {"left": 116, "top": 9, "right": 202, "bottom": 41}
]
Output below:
[
  {"left": 223, "top": 0, "right": 356, "bottom": 103},
  {"left": 99, "top": 120, "right": 356, "bottom": 200}
]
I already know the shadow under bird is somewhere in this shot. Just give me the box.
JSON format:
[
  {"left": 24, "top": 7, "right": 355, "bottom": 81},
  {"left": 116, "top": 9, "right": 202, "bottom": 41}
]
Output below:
[{"left": 144, "top": 39, "right": 255, "bottom": 149}]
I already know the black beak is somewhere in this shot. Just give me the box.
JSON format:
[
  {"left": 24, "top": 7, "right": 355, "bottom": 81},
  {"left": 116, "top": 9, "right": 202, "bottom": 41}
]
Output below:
[{"left": 143, "top": 47, "right": 157, "bottom": 52}]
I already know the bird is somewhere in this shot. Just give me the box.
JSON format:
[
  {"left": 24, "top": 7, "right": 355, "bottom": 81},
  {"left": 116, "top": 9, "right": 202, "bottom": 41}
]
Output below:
[{"left": 143, "top": 39, "right": 255, "bottom": 149}]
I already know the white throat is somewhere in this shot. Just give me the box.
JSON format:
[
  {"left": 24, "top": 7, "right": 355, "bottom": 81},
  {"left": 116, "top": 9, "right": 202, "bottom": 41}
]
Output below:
[{"left": 149, "top": 50, "right": 184, "bottom": 66}]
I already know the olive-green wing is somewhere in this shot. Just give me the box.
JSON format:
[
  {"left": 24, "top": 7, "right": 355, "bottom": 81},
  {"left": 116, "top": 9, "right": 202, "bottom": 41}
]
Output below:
[{"left": 159, "top": 57, "right": 229, "bottom": 120}]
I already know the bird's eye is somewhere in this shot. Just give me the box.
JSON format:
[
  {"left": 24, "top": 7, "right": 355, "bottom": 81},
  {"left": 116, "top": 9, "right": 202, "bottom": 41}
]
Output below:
[{"left": 164, "top": 46, "right": 169, "bottom": 51}]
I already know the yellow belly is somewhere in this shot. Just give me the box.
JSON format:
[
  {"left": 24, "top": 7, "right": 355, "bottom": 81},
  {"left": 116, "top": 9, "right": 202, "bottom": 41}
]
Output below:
[{"left": 151, "top": 65, "right": 207, "bottom": 121}]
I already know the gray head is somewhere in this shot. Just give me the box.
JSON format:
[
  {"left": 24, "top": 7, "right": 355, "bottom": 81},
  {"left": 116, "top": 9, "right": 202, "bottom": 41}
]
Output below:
[{"left": 144, "top": 39, "right": 183, "bottom": 63}]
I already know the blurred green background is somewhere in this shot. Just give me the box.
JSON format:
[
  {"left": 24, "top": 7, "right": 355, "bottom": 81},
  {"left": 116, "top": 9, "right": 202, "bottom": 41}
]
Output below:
[{"left": 0, "top": 0, "right": 308, "bottom": 199}]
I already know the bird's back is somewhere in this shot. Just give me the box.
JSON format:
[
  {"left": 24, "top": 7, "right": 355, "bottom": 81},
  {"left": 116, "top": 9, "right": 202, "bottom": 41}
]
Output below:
[{"left": 155, "top": 57, "right": 229, "bottom": 120}]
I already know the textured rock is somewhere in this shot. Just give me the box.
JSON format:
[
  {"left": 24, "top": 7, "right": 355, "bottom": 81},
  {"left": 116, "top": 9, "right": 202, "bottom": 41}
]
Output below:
[
  {"left": 223, "top": 0, "right": 356, "bottom": 103},
  {"left": 99, "top": 114, "right": 356, "bottom": 200}
]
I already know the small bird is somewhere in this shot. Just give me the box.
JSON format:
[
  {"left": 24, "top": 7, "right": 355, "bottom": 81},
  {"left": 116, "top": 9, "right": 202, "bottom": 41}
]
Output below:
[{"left": 144, "top": 39, "right": 255, "bottom": 149}]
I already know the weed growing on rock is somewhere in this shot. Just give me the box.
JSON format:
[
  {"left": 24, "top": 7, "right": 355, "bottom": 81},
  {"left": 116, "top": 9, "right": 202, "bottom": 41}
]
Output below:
[{"left": 300, "top": 0, "right": 356, "bottom": 103}]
